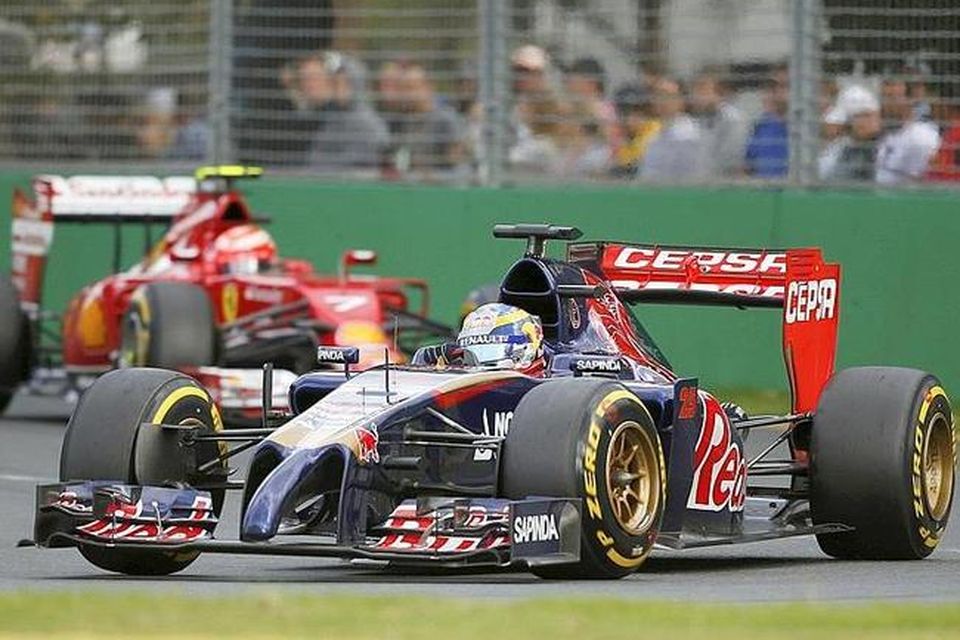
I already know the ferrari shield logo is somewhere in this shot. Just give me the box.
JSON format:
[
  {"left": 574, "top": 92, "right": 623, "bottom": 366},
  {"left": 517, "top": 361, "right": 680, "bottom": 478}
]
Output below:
[{"left": 221, "top": 282, "right": 239, "bottom": 322}]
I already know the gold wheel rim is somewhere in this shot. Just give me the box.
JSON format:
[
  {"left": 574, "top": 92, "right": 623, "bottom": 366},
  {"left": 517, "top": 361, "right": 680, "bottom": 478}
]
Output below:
[
  {"left": 604, "top": 421, "right": 660, "bottom": 536},
  {"left": 923, "top": 413, "right": 955, "bottom": 521}
]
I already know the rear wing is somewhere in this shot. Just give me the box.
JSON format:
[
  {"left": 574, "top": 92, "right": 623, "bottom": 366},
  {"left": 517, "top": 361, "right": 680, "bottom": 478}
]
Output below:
[
  {"left": 11, "top": 175, "right": 196, "bottom": 310},
  {"left": 568, "top": 241, "right": 841, "bottom": 414},
  {"left": 25, "top": 174, "right": 196, "bottom": 220}
]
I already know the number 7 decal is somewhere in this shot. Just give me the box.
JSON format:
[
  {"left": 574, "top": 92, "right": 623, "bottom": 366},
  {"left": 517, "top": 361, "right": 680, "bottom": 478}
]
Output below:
[{"left": 322, "top": 294, "right": 369, "bottom": 313}]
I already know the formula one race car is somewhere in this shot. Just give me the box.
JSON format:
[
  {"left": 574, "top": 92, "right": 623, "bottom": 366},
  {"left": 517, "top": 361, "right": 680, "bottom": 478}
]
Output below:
[
  {"left": 1, "top": 166, "right": 450, "bottom": 418},
  {"left": 26, "top": 224, "right": 955, "bottom": 578}
]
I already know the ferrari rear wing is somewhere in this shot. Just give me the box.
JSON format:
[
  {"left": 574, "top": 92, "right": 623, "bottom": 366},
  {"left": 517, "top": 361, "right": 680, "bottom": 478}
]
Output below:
[
  {"left": 10, "top": 175, "right": 198, "bottom": 311},
  {"left": 567, "top": 241, "right": 841, "bottom": 414},
  {"left": 25, "top": 174, "right": 196, "bottom": 220}
]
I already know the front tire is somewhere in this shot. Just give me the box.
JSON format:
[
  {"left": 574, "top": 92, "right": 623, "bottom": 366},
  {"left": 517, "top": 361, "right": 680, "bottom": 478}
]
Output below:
[
  {"left": 119, "top": 282, "right": 216, "bottom": 368},
  {"left": 501, "top": 379, "right": 665, "bottom": 579},
  {"left": 60, "top": 368, "right": 224, "bottom": 575},
  {"left": 811, "top": 367, "right": 955, "bottom": 560}
]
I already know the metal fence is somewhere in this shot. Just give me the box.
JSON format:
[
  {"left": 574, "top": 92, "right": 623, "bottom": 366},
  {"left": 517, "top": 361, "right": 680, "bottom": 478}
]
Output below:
[
  {"left": 1, "top": 0, "right": 959, "bottom": 188},
  {"left": 0, "top": 1, "right": 210, "bottom": 164}
]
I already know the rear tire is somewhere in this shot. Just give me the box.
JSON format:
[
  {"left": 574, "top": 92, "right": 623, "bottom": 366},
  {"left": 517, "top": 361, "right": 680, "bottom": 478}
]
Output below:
[
  {"left": 119, "top": 282, "right": 216, "bottom": 368},
  {"left": 0, "top": 273, "right": 30, "bottom": 415},
  {"left": 60, "top": 368, "right": 224, "bottom": 575},
  {"left": 501, "top": 379, "right": 665, "bottom": 579},
  {"left": 811, "top": 367, "right": 955, "bottom": 560}
]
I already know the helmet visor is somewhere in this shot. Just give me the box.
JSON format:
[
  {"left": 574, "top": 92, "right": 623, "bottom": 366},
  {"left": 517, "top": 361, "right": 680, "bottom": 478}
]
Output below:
[{"left": 458, "top": 335, "right": 527, "bottom": 367}]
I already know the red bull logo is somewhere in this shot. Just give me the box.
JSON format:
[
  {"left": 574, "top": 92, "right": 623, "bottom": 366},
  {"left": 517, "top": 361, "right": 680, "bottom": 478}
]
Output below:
[{"left": 354, "top": 424, "right": 380, "bottom": 464}]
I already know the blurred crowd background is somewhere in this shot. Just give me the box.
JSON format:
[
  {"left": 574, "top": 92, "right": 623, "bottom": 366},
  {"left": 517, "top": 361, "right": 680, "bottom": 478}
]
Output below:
[{"left": 1, "top": 0, "right": 959, "bottom": 187}]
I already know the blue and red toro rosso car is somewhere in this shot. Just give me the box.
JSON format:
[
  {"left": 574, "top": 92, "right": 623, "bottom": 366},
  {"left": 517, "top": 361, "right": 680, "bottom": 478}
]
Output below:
[{"left": 27, "top": 224, "right": 955, "bottom": 578}]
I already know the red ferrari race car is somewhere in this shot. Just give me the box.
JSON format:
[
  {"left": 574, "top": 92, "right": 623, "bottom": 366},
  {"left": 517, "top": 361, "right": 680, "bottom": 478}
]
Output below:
[
  {"left": 25, "top": 224, "right": 956, "bottom": 578},
  {"left": 0, "top": 166, "right": 451, "bottom": 418}
]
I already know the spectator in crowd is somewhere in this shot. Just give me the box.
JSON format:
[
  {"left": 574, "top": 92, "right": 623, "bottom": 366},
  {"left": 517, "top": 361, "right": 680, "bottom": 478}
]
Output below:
[
  {"left": 512, "top": 45, "right": 553, "bottom": 97},
  {"left": 138, "top": 88, "right": 206, "bottom": 161},
  {"left": 638, "top": 76, "right": 705, "bottom": 180},
  {"left": 876, "top": 76, "right": 940, "bottom": 184},
  {"left": 564, "top": 57, "right": 619, "bottom": 151},
  {"left": 820, "top": 78, "right": 840, "bottom": 134},
  {"left": 168, "top": 89, "right": 211, "bottom": 161},
  {"left": 388, "top": 62, "right": 467, "bottom": 178},
  {"left": 454, "top": 60, "right": 483, "bottom": 171},
  {"left": 376, "top": 59, "right": 407, "bottom": 137},
  {"left": 745, "top": 64, "right": 789, "bottom": 177},
  {"left": 904, "top": 61, "right": 934, "bottom": 122},
  {"left": 818, "top": 85, "right": 882, "bottom": 182},
  {"left": 610, "top": 83, "right": 660, "bottom": 177},
  {"left": 688, "top": 68, "right": 747, "bottom": 178},
  {"left": 510, "top": 103, "right": 563, "bottom": 173},
  {"left": 233, "top": 0, "right": 335, "bottom": 165},
  {"left": 135, "top": 87, "right": 179, "bottom": 159},
  {"left": 926, "top": 89, "right": 960, "bottom": 181},
  {"left": 454, "top": 60, "right": 479, "bottom": 121},
  {"left": 302, "top": 51, "right": 389, "bottom": 171},
  {"left": 508, "top": 44, "right": 566, "bottom": 173},
  {"left": 270, "top": 56, "right": 329, "bottom": 165},
  {"left": 555, "top": 102, "right": 611, "bottom": 178}
]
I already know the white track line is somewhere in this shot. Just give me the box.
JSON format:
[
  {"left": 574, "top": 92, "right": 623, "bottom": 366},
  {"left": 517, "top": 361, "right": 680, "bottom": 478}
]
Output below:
[{"left": 0, "top": 473, "right": 51, "bottom": 483}]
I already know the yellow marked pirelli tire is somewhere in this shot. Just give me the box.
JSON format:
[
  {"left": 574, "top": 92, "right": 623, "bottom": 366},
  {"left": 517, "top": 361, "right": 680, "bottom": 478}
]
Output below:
[
  {"left": 59, "top": 368, "right": 224, "bottom": 576},
  {"left": 119, "top": 282, "right": 216, "bottom": 369},
  {"left": 501, "top": 379, "right": 665, "bottom": 579},
  {"left": 811, "top": 367, "right": 956, "bottom": 560}
]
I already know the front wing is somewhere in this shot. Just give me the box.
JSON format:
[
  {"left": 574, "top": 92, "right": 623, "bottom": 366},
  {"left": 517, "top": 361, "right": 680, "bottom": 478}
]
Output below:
[{"left": 29, "top": 481, "right": 581, "bottom": 569}]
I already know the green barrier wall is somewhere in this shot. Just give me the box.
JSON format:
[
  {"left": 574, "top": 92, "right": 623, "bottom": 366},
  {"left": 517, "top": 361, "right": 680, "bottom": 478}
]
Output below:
[{"left": 2, "top": 171, "right": 957, "bottom": 393}]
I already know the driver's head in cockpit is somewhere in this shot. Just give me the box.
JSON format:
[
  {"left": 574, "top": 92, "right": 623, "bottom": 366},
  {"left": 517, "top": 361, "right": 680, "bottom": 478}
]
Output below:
[
  {"left": 457, "top": 303, "right": 545, "bottom": 374},
  {"left": 213, "top": 225, "right": 278, "bottom": 275},
  {"left": 414, "top": 303, "right": 545, "bottom": 375}
]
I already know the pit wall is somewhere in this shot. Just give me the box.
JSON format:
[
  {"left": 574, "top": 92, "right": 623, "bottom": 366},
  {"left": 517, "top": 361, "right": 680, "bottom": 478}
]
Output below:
[{"left": 2, "top": 171, "right": 956, "bottom": 392}]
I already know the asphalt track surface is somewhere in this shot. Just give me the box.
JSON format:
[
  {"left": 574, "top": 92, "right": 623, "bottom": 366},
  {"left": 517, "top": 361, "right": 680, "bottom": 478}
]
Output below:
[{"left": 2, "top": 394, "right": 959, "bottom": 602}]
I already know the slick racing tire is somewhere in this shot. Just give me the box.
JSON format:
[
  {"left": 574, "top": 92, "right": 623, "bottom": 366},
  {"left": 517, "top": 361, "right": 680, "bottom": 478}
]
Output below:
[
  {"left": 811, "top": 367, "right": 955, "bottom": 560},
  {"left": 60, "top": 368, "right": 225, "bottom": 575},
  {"left": 501, "top": 379, "right": 665, "bottom": 579},
  {"left": 0, "top": 273, "right": 30, "bottom": 415},
  {"left": 119, "top": 282, "right": 216, "bottom": 369}
]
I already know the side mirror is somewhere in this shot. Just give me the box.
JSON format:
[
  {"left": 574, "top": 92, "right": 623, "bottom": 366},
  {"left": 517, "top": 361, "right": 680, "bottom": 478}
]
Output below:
[
  {"left": 317, "top": 346, "right": 361, "bottom": 365},
  {"left": 339, "top": 249, "right": 377, "bottom": 281},
  {"left": 317, "top": 346, "right": 361, "bottom": 378}
]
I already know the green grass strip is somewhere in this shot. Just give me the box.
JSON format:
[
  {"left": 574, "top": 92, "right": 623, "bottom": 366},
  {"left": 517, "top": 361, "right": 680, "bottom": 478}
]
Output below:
[
  {"left": 0, "top": 593, "right": 959, "bottom": 639},
  {"left": 713, "top": 387, "right": 791, "bottom": 415}
]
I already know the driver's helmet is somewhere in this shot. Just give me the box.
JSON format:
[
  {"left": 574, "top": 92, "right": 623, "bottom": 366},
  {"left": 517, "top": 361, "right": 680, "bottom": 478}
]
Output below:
[
  {"left": 457, "top": 303, "right": 545, "bottom": 373},
  {"left": 213, "top": 225, "right": 278, "bottom": 275}
]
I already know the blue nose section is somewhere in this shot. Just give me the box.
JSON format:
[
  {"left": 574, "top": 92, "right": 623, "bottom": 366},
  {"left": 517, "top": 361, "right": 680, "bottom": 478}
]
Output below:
[{"left": 241, "top": 445, "right": 347, "bottom": 541}]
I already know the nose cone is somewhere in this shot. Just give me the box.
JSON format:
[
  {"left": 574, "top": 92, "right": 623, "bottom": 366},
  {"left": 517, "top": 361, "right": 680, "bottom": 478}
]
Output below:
[{"left": 241, "top": 445, "right": 348, "bottom": 541}]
